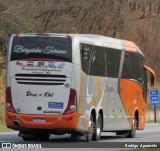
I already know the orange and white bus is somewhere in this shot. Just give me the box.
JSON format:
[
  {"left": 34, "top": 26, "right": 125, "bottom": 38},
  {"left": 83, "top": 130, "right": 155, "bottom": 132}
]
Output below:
[{"left": 6, "top": 33, "right": 156, "bottom": 141}]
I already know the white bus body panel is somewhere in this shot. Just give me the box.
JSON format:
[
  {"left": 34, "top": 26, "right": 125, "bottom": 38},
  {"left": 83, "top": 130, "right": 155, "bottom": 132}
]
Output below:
[
  {"left": 9, "top": 61, "right": 72, "bottom": 115},
  {"left": 71, "top": 37, "right": 131, "bottom": 131}
]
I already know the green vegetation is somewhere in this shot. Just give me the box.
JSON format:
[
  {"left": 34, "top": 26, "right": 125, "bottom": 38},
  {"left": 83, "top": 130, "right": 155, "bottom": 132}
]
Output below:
[
  {"left": 0, "top": 69, "right": 5, "bottom": 128},
  {"left": 0, "top": 125, "right": 14, "bottom": 132},
  {"left": 146, "top": 120, "right": 160, "bottom": 123}
]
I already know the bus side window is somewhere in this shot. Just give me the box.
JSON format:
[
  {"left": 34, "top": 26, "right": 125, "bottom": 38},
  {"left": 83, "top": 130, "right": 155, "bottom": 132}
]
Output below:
[
  {"left": 122, "top": 52, "right": 131, "bottom": 79},
  {"left": 122, "top": 52, "right": 145, "bottom": 85},
  {"left": 80, "top": 43, "right": 92, "bottom": 74},
  {"left": 105, "top": 48, "right": 121, "bottom": 78},
  {"left": 89, "top": 46, "right": 105, "bottom": 77}
]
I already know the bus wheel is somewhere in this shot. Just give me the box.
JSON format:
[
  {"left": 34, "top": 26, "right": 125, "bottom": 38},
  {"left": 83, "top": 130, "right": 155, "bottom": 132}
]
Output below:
[
  {"left": 93, "top": 113, "right": 102, "bottom": 141},
  {"left": 126, "top": 116, "right": 137, "bottom": 138},
  {"left": 86, "top": 114, "right": 94, "bottom": 142}
]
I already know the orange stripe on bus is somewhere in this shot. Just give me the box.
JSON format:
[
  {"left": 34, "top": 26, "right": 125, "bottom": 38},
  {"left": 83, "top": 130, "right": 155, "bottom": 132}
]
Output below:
[
  {"left": 143, "top": 65, "right": 156, "bottom": 85},
  {"left": 123, "top": 40, "right": 137, "bottom": 53},
  {"left": 96, "top": 76, "right": 103, "bottom": 107},
  {"left": 96, "top": 76, "right": 102, "bottom": 98},
  {"left": 92, "top": 97, "right": 97, "bottom": 107},
  {"left": 119, "top": 79, "right": 146, "bottom": 129},
  {"left": 6, "top": 111, "right": 78, "bottom": 129}
]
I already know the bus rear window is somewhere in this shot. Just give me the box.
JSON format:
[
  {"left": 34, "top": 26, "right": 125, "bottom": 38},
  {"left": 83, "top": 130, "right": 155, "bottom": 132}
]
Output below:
[{"left": 11, "top": 36, "right": 72, "bottom": 62}]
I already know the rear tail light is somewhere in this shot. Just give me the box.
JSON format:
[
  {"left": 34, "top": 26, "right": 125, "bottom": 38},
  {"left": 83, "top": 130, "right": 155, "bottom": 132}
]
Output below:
[
  {"left": 66, "top": 35, "right": 72, "bottom": 39},
  {"left": 63, "top": 89, "right": 77, "bottom": 115},
  {"left": 6, "top": 87, "right": 16, "bottom": 113}
]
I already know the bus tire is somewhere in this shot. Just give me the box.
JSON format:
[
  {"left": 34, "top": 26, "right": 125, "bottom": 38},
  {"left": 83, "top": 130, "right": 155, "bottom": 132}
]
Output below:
[
  {"left": 93, "top": 113, "right": 102, "bottom": 141},
  {"left": 86, "top": 114, "right": 94, "bottom": 142},
  {"left": 126, "top": 127, "right": 136, "bottom": 138},
  {"left": 126, "top": 115, "right": 137, "bottom": 138}
]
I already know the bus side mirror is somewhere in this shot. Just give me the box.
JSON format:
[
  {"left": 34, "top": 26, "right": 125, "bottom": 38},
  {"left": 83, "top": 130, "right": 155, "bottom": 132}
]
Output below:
[
  {"left": 150, "top": 73, "right": 154, "bottom": 86},
  {"left": 143, "top": 65, "right": 156, "bottom": 87}
]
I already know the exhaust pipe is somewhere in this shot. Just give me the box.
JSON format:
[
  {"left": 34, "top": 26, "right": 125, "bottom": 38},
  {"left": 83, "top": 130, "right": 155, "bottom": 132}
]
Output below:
[{"left": 13, "top": 120, "right": 20, "bottom": 126}]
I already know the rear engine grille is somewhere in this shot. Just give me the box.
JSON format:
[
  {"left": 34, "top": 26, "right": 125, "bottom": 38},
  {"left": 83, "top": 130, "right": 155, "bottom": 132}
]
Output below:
[{"left": 15, "top": 74, "right": 66, "bottom": 85}]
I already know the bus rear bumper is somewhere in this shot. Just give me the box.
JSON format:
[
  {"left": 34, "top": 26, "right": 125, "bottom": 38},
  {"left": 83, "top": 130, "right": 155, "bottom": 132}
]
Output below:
[{"left": 6, "top": 111, "right": 78, "bottom": 131}]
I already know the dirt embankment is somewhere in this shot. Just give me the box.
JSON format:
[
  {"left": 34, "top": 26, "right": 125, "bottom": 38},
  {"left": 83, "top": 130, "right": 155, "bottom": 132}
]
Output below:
[{"left": 0, "top": 70, "right": 5, "bottom": 124}]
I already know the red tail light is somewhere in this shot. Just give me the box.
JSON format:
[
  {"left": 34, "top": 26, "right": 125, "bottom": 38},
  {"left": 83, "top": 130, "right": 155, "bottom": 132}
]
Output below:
[
  {"left": 6, "top": 87, "right": 16, "bottom": 113},
  {"left": 67, "top": 35, "right": 72, "bottom": 39},
  {"left": 63, "top": 89, "right": 77, "bottom": 115}
]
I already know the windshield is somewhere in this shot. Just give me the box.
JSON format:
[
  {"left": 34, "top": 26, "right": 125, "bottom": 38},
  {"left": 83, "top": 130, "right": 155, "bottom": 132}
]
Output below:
[{"left": 11, "top": 36, "right": 72, "bottom": 62}]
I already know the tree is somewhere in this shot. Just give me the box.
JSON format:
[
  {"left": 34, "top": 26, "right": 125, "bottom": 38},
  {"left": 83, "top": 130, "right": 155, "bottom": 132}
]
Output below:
[{"left": 0, "top": 0, "right": 160, "bottom": 80}]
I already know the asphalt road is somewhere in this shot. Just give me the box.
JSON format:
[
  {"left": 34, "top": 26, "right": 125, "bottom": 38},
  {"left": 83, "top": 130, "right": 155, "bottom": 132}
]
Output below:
[{"left": 0, "top": 123, "right": 160, "bottom": 150}]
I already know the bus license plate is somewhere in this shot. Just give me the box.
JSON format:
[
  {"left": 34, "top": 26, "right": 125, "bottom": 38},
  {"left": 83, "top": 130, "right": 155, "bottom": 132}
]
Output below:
[{"left": 33, "top": 118, "right": 45, "bottom": 123}]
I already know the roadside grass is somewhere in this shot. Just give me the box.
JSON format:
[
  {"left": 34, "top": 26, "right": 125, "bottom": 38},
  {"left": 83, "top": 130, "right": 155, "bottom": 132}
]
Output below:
[
  {"left": 0, "top": 69, "right": 6, "bottom": 132},
  {"left": 0, "top": 124, "right": 14, "bottom": 132},
  {"left": 146, "top": 120, "right": 160, "bottom": 123}
]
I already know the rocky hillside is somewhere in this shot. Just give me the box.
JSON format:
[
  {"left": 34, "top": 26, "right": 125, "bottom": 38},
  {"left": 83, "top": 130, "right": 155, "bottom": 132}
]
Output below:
[{"left": 0, "top": 0, "right": 160, "bottom": 80}]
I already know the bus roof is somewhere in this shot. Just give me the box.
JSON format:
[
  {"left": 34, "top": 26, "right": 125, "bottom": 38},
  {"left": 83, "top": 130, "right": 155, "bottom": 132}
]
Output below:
[{"left": 12, "top": 33, "right": 143, "bottom": 55}]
